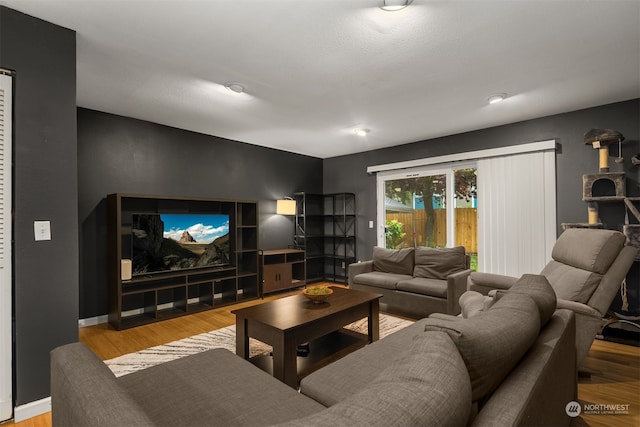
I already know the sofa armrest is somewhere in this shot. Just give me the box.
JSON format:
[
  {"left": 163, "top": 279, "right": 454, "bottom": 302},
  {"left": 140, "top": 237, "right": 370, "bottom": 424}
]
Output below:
[
  {"left": 556, "top": 299, "right": 601, "bottom": 319},
  {"left": 348, "top": 261, "right": 374, "bottom": 287},
  {"left": 467, "top": 272, "right": 518, "bottom": 295},
  {"left": 472, "top": 309, "right": 577, "bottom": 426},
  {"left": 447, "top": 269, "right": 473, "bottom": 315},
  {"left": 51, "top": 342, "right": 155, "bottom": 427}
]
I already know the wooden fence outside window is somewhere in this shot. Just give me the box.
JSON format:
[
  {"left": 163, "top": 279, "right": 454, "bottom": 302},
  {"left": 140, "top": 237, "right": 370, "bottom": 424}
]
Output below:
[{"left": 386, "top": 208, "right": 477, "bottom": 253}]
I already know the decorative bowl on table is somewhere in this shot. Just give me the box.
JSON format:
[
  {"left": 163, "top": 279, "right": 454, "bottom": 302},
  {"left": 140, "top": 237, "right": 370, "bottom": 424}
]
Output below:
[{"left": 303, "top": 286, "right": 333, "bottom": 303}]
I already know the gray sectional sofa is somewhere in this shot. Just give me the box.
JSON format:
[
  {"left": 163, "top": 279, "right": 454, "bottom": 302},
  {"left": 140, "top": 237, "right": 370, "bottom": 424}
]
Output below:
[
  {"left": 349, "top": 246, "right": 472, "bottom": 318},
  {"left": 51, "top": 274, "right": 577, "bottom": 426}
]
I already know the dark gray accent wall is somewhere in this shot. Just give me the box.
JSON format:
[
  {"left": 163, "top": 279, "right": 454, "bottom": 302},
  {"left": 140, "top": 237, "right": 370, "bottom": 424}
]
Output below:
[
  {"left": 78, "top": 108, "right": 323, "bottom": 319},
  {"left": 0, "top": 7, "right": 79, "bottom": 406},
  {"left": 323, "top": 99, "right": 640, "bottom": 261}
]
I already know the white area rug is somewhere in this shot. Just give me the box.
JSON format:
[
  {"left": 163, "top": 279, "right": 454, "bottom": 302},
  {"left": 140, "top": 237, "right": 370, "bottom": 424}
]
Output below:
[{"left": 105, "top": 314, "right": 413, "bottom": 377}]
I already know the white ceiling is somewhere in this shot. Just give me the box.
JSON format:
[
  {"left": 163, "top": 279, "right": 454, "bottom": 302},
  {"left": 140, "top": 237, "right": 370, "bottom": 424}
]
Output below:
[{"left": 2, "top": 0, "right": 639, "bottom": 159}]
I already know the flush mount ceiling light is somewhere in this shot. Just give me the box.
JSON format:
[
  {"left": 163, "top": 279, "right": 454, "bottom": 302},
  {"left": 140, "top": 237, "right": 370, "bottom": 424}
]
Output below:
[
  {"left": 224, "top": 82, "right": 245, "bottom": 94},
  {"left": 354, "top": 128, "right": 370, "bottom": 136},
  {"left": 380, "top": 0, "right": 412, "bottom": 11},
  {"left": 488, "top": 93, "right": 507, "bottom": 104}
]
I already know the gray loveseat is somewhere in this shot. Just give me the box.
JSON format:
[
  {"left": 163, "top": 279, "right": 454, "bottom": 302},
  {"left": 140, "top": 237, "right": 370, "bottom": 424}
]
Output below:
[
  {"left": 349, "top": 246, "right": 472, "bottom": 318},
  {"left": 51, "top": 274, "right": 577, "bottom": 427}
]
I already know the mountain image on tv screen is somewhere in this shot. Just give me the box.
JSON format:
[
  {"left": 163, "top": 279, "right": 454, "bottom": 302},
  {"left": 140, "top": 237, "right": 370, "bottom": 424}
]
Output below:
[{"left": 131, "top": 213, "right": 230, "bottom": 276}]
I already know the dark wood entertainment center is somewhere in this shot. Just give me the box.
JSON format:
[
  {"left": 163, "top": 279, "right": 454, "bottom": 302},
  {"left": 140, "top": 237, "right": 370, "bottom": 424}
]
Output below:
[{"left": 107, "top": 193, "right": 259, "bottom": 330}]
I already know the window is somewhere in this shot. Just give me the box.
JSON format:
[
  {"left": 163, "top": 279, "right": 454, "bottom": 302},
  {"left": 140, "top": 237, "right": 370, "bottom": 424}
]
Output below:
[
  {"left": 378, "top": 164, "right": 478, "bottom": 268},
  {"left": 373, "top": 141, "right": 556, "bottom": 276}
]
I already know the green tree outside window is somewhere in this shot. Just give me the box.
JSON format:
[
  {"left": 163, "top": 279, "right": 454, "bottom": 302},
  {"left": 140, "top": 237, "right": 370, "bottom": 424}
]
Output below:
[{"left": 385, "top": 219, "right": 406, "bottom": 249}]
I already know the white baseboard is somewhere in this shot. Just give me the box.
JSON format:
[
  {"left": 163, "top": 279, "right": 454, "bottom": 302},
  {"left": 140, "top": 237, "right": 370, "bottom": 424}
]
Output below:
[
  {"left": 14, "top": 396, "right": 50, "bottom": 422},
  {"left": 78, "top": 315, "right": 108, "bottom": 328}
]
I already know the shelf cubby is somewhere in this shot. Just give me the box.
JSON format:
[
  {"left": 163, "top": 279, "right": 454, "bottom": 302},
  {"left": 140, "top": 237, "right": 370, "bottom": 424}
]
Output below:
[
  {"left": 238, "top": 275, "right": 260, "bottom": 300},
  {"left": 214, "top": 278, "right": 238, "bottom": 305},
  {"left": 237, "top": 251, "right": 258, "bottom": 276},
  {"left": 187, "top": 282, "right": 214, "bottom": 308}
]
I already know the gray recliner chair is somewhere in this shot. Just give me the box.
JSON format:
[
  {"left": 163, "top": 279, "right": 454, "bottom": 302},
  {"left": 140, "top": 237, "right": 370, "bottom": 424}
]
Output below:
[{"left": 466, "top": 228, "right": 638, "bottom": 365}]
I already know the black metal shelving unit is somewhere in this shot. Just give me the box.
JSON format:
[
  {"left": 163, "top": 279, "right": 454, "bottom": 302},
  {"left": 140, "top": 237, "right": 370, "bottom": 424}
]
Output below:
[{"left": 293, "top": 192, "right": 356, "bottom": 284}]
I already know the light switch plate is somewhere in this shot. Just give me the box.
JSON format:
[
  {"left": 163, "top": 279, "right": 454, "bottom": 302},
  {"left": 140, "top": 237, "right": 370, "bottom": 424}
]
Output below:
[
  {"left": 34, "top": 221, "right": 51, "bottom": 241},
  {"left": 369, "top": 220, "right": 374, "bottom": 229}
]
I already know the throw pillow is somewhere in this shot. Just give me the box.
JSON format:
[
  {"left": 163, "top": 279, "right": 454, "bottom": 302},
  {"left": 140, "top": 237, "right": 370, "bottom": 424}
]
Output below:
[
  {"left": 424, "top": 292, "right": 541, "bottom": 402},
  {"left": 413, "top": 246, "right": 466, "bottom": 279},
  {"left": 276, "top": 331, "right": 472, "bottom": 427},
  {"left": 372, "top": 246, "right": 415, "bottom": 275},
  {"left": 509, "top": 274, "right": 557, "bottom": 326}
]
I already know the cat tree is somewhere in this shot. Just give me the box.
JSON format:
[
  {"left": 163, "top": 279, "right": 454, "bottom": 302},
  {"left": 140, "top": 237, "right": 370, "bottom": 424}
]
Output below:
[{"left": 562, "top": 128, "right": 640, "bottom": 345}]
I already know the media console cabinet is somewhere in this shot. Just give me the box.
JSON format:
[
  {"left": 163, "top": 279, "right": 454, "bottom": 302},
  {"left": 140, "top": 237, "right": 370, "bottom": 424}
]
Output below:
[
  {"left": 107, "top": 193, "right": 259, "bottom": 330},
  {"left": 260, "top": 248, "right": 306, "bottom": 295}
]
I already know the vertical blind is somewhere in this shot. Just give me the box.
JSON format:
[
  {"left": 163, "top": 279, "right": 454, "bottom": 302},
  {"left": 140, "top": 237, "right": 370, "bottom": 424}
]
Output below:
[
  {"left": 0, "top": 72, "right": 12, "bottom": 422},
  {"left": 477, "top": 150, "right": 556, "bottom": 276}
]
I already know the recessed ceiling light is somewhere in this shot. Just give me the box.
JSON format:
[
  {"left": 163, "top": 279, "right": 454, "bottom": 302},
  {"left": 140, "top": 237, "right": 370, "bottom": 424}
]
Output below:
[
  {"left": 224, "top": 82, "right": 245, "bottom": 94},
  {"left": 488, "top": 93, "right": 507, "bottom": 104},
  {"left": 380, "top": 0, "right": 412, "bottom": 11},
  {"left": 355, "top": 128, "right": 370, "bottom": 136}
]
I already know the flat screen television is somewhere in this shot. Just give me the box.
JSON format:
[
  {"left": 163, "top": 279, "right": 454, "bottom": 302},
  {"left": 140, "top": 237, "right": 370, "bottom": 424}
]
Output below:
[{"left": 131, "top": 213, "right": 230, "bottom": 276}]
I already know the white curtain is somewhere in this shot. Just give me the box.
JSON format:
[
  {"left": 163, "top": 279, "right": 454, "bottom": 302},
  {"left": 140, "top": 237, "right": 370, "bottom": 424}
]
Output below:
[
  {"left": 0, "top": 72, "right": 12, "bottom": 422},
  {"left": 477, "top": 150, "right": 556, "bottom": 276}
]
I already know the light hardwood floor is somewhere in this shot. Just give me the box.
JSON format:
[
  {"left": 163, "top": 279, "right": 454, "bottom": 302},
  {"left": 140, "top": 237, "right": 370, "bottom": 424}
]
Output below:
[
  {"left": 574, "top": 338, "right": 640, "bottom": 427},
  {"left": 5, "top": 284, "right": 639, "bottom": 427}
]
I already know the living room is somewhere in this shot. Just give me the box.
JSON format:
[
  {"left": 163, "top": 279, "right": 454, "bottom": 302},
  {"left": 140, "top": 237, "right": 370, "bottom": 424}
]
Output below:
[{"left": 0, "top": 1, "right": 639, "bottom": 426}]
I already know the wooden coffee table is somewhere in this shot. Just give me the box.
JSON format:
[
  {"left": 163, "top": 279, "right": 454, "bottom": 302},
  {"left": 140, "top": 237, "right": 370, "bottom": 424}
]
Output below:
[{"left": 231, "top": 286, "right": 382, "bottom": 388}]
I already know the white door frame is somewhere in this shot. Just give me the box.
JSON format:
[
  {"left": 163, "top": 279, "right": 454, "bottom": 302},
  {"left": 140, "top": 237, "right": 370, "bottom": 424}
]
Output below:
[{"left": 0, "top": 71, "right": 14, "bottom": 422}]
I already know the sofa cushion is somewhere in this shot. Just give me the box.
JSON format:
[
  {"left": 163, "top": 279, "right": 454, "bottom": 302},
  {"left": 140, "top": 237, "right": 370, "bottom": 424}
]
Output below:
[
  {"left": 352, "top": 271, "right": 411, "bottom": 290},
  {"left": 509, "top": 274, "right": 557, "bottom": 326},
  {"left": 552, "top": 228, "right": 625, "bottom": 274},
  {"left": 300, "top": 319, "right": 427, "bottom": 406},
  {"left": 397, "top": 277, "right": 447, "bottom": 298},
  {"left": 424, "top": 292, "right": 541, "bottom": 402},
  {"left": 373, "top": 246, "right": 415, "bottom": 275},
  {"left": 281, "top": 331, "right": 471, "bottom": 427},
  {"left": 413, "top": 246, "right": 466, "bottom": 280},
  {"left": 119, "top": 348, "right": 325, "bottom": 426},
  {"left": 541, "top": 260, "right": 602, "bottom": 304}
]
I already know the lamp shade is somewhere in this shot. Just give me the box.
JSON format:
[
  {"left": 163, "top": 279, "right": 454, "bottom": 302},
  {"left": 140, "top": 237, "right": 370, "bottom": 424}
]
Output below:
[{"left": 276, "top": 199, "right": 296, "bottom": 215}]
